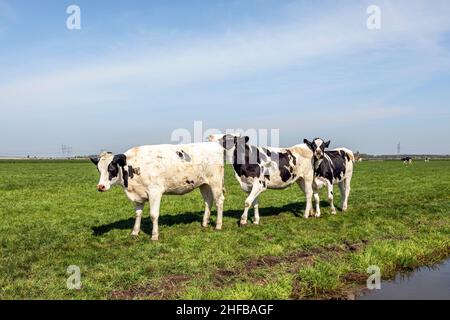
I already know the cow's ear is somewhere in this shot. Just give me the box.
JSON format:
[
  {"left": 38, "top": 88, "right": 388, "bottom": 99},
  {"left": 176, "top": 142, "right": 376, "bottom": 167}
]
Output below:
[
  {"left": 112, "top": 154, "right": 127, "bottom": 167},
  {"left": 324, "top": 140, "right": 331, "bottom": 148},
  {"left": 244, "top": 136, "right": 250, "bottom": 143},
  {"left": 303, "top": 139, "right": 313, "bottom": 149},
  {"left": 89, "top": 157, "right": 99, "bottom": 166}
]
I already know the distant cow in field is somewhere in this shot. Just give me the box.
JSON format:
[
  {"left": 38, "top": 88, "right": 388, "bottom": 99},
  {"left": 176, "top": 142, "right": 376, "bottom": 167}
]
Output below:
[
  {"left": 90, "top": 143, "right": 225, "bottom": 241},
  {"left": 218, "top": 135, "right": 314, "bottom": 224},
  {"left": 401, "top": 157, "right": 412, "bottom": 164},
  {"left": 304, "top": 138, "right": 355, "bottom": 217},
  {"left": 425, "top": 157, "right": 430, "bottom": 162}
]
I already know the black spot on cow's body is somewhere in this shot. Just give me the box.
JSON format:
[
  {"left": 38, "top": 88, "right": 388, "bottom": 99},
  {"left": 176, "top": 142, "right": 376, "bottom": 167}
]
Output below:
[
  {"left": 231, "top": 140, "right": 263, "bottom": 179},
  {"left": 270, "top": 151, "right": 296, "bottom": 182},
  {"left": 315, "top": 151, "right": 347, "bottom": 184},
  {"left": 177, "top": 150, "right": 192, "bottom": 162}
]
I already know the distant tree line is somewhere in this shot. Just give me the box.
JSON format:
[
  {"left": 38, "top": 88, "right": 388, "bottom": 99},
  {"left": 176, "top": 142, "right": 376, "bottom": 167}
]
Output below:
[{"left": 355, "top": 152, "right": 450, "bottom": 160}]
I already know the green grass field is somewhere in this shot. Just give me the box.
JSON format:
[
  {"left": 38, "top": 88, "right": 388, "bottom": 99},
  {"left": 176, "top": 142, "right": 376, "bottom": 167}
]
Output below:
[{"left": 0, "top": 159, "right": 449, "bottom": 299}]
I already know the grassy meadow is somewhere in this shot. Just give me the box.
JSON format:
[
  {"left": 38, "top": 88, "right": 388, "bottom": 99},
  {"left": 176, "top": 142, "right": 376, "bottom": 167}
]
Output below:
[{"left": 0, "top": 159, "right": 449, "bottom": 299}]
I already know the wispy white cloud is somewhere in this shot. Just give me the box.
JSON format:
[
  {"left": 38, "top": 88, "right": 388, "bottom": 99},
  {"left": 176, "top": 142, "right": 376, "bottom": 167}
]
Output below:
[
  {"left": 1, "top": 0, "right": 450, "bottom": 155},
  {"left": 1, "top": 0, "right": 450, "bottom": 112}
]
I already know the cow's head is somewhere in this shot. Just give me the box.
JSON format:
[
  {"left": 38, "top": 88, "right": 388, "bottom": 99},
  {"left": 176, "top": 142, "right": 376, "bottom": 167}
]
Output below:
[
  {"left": 219, "top": 134, "right": 249, "bottom": 151},
  {"left": 304, "top": 138, "right": 330, "bottom": 160},
  {"left": 207, "top": 132, "right": 241, "bottom": 142},
  {"left": 89, "top": 152, "right": 128, "bottom": 192},
  {"left": 218, "top": 134, "right": 250, "bottom": 164}
]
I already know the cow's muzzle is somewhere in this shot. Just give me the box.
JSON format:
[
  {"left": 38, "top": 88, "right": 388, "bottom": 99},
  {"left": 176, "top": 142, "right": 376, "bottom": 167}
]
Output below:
[{"left": 97, "top": 184, "right": 106, "bottom": 192}]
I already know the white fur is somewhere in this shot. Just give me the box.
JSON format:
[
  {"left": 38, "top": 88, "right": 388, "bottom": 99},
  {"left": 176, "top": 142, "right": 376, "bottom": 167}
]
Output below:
[{"left": 94, "top": 143, "right": 225, "bottom": 241}]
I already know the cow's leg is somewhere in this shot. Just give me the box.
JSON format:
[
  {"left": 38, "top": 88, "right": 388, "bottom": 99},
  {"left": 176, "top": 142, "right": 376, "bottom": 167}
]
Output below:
[
  {"left": 199, "top": 184, "right": 214, "bottom": 228},
  {"left": 338, "top": 181, "right": 346, "bottom": 212},
  {"left": 341, "top": 177, "right": 352, "bottom": 211},
  {"left": 148, "top": 191, "right": 162, "bottom": 241},
  {"left": 328, "top": 182, "right": 337, "bottom": 214},
  {"left": 241, "top": 180, "right": 266, "bottom": 225},
  {"left": 210, "top": 185, "right": 225, "bottom": 230},
  {"left": 297, "top": 178, "right": 313, "bottom": 219},
  {"left": 312, "top": 179, "right": 327, "bottom": 217},
  {"left": 253, "top": 197, "right": 260, "bottom": 225},
  {"left": 313, "top": 191, "right": 321, "bottom": 218},
  {"left": 131, "top": 202, "right": 144, "bottom": 236},
  {"left": 240, "top": 195, "right": 251, "bottom": 226}
]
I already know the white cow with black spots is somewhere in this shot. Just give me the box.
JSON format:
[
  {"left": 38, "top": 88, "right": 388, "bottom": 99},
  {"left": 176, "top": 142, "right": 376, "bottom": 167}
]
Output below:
[
  {"left": 218, "top": 135, "right": 315, "bottom": 225},
  {"left": 90, "top": 143, "right": 225, "bottom": 241},
  {"left": 304, "top": 138, "right": 355, "bottom": 217}
]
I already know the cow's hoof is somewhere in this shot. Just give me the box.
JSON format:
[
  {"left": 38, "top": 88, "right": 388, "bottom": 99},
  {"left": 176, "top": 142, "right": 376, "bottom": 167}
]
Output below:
[
  {"left": 303, "top": 214, "right": 309, "bottom": 219},
  {"left": 253, "top": 221, "right": 260, "bottom": 225},
  {"left": 314, "top": 213, "right": 321, "bottom": 218},
  {"left": 151, "top": 235, "right": 159, "bottom": 241},
  {"left": 215, "top": 225, "right": 222, "bottom": 230},
  {"left": 331, "top": 211, "right": 337, "bottom": 215},
  {"left": 202, "top": 222, "right": 209, "bottom": 228},
  {"left": 240, "top": 220, "right": 248, "bottom": 227},
  {"left": 130, "top": 232, "right": 139, "bottom": 238}
]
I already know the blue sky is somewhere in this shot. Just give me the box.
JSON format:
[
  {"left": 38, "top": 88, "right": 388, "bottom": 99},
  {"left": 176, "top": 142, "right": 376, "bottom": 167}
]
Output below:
[{"left": 1, "top": 0, "right": 450, "bottom": 156}]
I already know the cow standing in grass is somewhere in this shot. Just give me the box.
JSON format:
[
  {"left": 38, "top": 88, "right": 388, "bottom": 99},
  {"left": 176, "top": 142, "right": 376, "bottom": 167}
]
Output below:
[
  {"left": 401, "top": 157, "right": 413, "bottom": 164},
  {"left": 90, "top": 143, "right": 225, "bottom": 241},
  {"left": 304, "top": 138, "right": 354, "bottom": 217},
  {"left": 218, "top": 135, "right": 314, "bottom": 224}
]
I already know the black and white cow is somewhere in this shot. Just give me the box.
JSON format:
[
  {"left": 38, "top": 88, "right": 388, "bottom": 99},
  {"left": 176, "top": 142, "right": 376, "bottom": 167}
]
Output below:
[
  {"left": 304, "top": 138, "right": 354, "bottom": 217},
  {"left": 401, "top": 157, "right": 412, "bottom": 164},
  {"left": 90, "top": 143, "right": 225, "bottom": 241},
  {"left": 219, "top": 135, "right": 314, "bottom": 224}
]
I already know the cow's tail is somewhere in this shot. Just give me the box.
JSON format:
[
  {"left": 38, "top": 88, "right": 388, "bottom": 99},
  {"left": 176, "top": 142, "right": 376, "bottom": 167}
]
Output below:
[
  {"left": 346, "top": 150, "right": 355, "bottom": 163},
  {"left": 337, "top": 148, "right": 355, "bottom": 163}
]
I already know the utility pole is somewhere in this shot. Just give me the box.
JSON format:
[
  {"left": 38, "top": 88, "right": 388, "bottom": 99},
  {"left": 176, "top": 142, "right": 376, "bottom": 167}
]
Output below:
[
  {"left": 62, "top": 144, "right": 73, "bottom": 158},
  {"left": 397, "top": 142, "right": 401, "bottom": 155}
]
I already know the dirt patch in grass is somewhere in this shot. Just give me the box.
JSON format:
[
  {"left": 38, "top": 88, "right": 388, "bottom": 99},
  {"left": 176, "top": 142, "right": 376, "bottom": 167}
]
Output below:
[
  {"left": 342, "top": 272, "right": 367, "bottom": 284},
  {"left": 110, "top": 274, "right": 189, "bottom": 300},
  {"left": 211, "top": 241, "right": 367, "bottom": 292},
  {"left": 213, "top": 269, "right": 240, "bottom": 286}
]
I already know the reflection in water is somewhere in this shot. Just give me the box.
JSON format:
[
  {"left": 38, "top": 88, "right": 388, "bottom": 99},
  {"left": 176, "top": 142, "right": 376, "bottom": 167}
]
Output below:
[{"left": 359, "top": 259, "right": 450, "bottom": 300}]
